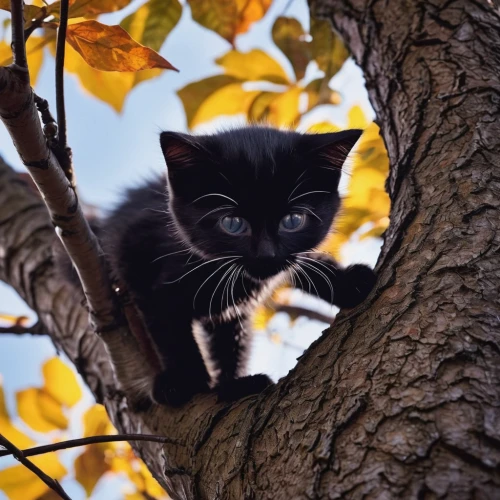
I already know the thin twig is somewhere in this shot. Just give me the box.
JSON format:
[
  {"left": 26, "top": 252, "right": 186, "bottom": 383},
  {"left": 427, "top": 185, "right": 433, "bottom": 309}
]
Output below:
[
  {"left": 10, "top": 0, "right": 28, "bottom": 72},
  {"left": 272, "top": 302, "right": 335, "bottom": 325},
  {"left": 0, "top": 321, "right": 45, "bottom": 335},
  {"left": 0, "top": 434, "right": 71, "bottom": 500},
  {"left": 55, "top": 0, "right": 69, "bottom": 150},
  {"left": 24, "top": 6, "right": 47, "bottom": 40},
  {"left": 0, "top": 434, "right": 182, "bottom": 458}
]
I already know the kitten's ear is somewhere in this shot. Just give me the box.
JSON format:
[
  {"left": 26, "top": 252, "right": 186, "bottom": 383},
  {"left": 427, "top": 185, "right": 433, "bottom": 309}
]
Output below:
[
  {"left": 304, "top": 129, "right": 363, "bottom": 169},
  {"left": 160, "top": 131, "right": 203, "bottom": 171}
]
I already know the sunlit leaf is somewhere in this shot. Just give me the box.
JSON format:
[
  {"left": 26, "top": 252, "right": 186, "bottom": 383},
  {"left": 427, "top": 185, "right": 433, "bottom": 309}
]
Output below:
[
  {"left": 178, "top": 74, "right": 241, "bottom": 128},
  {"left": 69, "top": 0, "right": 132, "bottom": 18},
  {"left": 216, "top": 49, "right": 289, "bottom": 84},
  {"left": 306, "top": 121, "right": 340, "bottom": 133},
  {"left": 235, "top": 0, "right": 271, "bottom": 38},
  {"left": 310, "top": 17, "right": 349, "bottom": 80},
  {"left": 0, "top": 0, "right": 43, "bottom": 26},
  {"left": 304, "top": 77, "right": 341, "bottom": 111},
  {"left": 42, "top": 357, "right": 82, "bottom": 408},
  {"left": 75, "top": 444, "right": 111, "bottom": 497},
  {"left": 265, "top": 86, "right": 302, "bottom": 127},
  {"left": 253, "top": 304, "right": 275, "bottom": 331},
  {"left": 272, "top": 16, "right": 309, "bottom": 81},
  {"left": 319, "top": 107, "right": 390, "bottom": 259},
  {"left": 121, "top": 0, "right": 181, "bottom": 52},
  {"left": 0, "top": 379, "right": 34, "bottom": 449},
  {"left": 66, "top": 20, "right": 177, "bottom": 72},
  {"left": 82, "top": 404, "right": 115, "bottom": 439},
  {"left": 188, "top": 0, "right": 271, "bottom": 44},
  {"left": 189, "top": 82, "right": 260, "bottom": 128},
  {"left": 0, "top": 454, "right": 66, "bottom": 500},
  {"left": 16, "top": 387, "right": 68, "bottom": 432},
  {"left": 0, "top": 36, "right": 46, "bottom": 85},
  {"left": 248, "top": 91, "right": 278, "bottom": 122},
  {"left": 62, "top": 41, "right": 135, "bottom": 111},
  {"left": 120, "top": 0, "right": 182, "bottom": 88}
]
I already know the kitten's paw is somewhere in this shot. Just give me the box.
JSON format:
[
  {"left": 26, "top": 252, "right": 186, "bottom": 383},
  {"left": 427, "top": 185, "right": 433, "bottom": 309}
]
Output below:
[
  {"left": 335, "top": 264, "right": 376, "bottom": 309},
  {"left": 216, "top": 374, "right": 273, "bottom": 402},
  {"left": 152, "top": 370, "right": 210, "bottom": 407}
]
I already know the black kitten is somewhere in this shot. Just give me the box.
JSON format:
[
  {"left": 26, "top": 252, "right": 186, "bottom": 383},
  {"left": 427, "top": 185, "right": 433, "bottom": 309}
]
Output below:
[{"left": 62, "top": 127, "right": 376, "bottom": 406}]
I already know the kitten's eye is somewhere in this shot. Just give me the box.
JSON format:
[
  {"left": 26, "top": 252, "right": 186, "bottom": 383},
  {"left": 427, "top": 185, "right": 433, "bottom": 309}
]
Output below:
[
  {"left": 220, "top": 216, "right": 248, "bottom": 235},
  {"left": 280, "top": 213, "right": 305, "bottom": 232}
]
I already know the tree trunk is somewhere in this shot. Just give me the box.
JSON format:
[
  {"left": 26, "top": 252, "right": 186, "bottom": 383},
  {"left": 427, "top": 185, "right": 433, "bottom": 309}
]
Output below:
[{"left": 1, "top": 0, "right": 499, "bottom": 498}]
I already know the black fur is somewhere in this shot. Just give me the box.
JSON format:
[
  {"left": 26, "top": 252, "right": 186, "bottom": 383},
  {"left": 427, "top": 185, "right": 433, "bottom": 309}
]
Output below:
[{"left": 59, "top": 126, "right": 376, "bottom": 406}]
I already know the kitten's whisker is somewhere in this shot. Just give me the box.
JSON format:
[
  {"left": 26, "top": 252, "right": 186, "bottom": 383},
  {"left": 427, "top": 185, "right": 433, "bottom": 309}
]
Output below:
[
  {"left": 295, "top": 262, "right": 319, "bottom": 296},
  {"left": 289, "top": 190, "right": 331, "bottom": 203},
  {"left": 232, "top": 266, "right": 245, "bottom": 331},
  {"left": 151, "top": 247, "right": 191, "bottom": 263},
  {"left": 196, "top": 205, "right": 233, "bottom": 224},
  {"left": 297, "top": 258, "right": 334, "bottom": 303},
  {"left": 295, "top": 205, "right": 322, "bottom": 222},
  {"left": 297, "top": 255, "right": 337, "bottom": 277},
  {"left": 287, "top": 260, "right": 306, "bottom": 292},
  {"left": 164, "top": 255, "right": 240, "bottom": 284},
  {"left": 193, "top": 258, "right": 239, "bottom": 308},
  {"left": 210, "top": 264, "right": 236, "bottom": 322},
  {"left": 287, "top": 179, "right": 308, "bottom": 202},
  {"left": 191, "top": 193, "right": 238, "bottom": 206}
]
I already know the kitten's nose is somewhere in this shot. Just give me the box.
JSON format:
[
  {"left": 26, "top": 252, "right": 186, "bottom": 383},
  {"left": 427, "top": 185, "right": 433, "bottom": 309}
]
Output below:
[{"left": 256, "top": 238, "right": 276, "bottom": 259}]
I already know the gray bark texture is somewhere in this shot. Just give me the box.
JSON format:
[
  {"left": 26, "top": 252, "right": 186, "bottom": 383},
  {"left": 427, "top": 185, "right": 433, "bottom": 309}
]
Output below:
[{"left": 1, "top": 0, "right": 499, "bottom": 498}]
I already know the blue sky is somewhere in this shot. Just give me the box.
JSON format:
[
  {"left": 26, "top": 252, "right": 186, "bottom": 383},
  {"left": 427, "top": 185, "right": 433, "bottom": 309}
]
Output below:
[{"left": 0, "top": 0, "right": 376, "bottom": 497}]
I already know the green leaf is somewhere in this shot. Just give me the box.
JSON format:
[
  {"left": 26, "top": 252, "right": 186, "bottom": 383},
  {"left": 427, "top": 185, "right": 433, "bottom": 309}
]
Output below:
[
  {"left": 310, "top": 17, "right": 349, "bottom": 80},
  {"left": 120, "top": 0, "right": 182, "bottom": 52},
  {"left": 272, "top": 16, "right": 310, "bottom": 81}
]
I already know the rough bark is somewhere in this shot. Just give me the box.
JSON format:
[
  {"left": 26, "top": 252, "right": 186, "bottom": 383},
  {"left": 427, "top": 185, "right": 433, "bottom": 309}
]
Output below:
[{"left": 0, "top": 0, "right": 499, "bottom": 498}]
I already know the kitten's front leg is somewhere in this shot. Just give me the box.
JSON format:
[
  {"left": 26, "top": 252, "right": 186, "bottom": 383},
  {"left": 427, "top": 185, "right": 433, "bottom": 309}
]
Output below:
[
  {"left": 195, "top": 315, "right": 272, "bottom": 402},
  {"left": 292, "top": 252, "right": 376, "bottom": 309}
]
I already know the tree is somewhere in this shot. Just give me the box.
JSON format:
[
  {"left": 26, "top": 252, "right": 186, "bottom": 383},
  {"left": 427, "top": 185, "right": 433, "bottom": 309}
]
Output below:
[{"left": 0, "top": 0, "right": 499, "bottom": 498}]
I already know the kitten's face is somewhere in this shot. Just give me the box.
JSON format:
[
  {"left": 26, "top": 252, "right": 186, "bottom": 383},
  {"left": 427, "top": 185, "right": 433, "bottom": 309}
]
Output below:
[{"left": 160, "top": 127, "right": 361, "bottom": 280}]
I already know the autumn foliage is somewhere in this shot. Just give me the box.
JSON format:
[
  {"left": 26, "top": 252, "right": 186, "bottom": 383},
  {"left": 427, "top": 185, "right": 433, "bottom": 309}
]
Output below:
[{"left": 0, "top": 0, "right": 390, "bottom": 498}]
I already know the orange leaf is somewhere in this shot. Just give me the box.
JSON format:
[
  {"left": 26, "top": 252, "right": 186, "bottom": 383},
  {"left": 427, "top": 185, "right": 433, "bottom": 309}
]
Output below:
[
  {"left": 74, "top": 445, "right": 111, "bottom": 496},
  {"left": 69, "top": 0, "right": 132, "bottom": 18},
  {"left": 66, "top": 20, "right": 177, "bottom": 72}
]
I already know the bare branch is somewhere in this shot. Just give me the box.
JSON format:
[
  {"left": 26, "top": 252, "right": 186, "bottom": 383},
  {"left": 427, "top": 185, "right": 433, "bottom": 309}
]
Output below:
[
  {"left": 0, "top": 434, "right": 183, "bottom": 458},
  {"left": 272, "top": 302, "right": 335, "bottom": 325},
  {"left": 55, "top": 0, "right": 68, "bottom": 150},
  {"left": 0, "top": 434, "right": 71, "bottom": 500},
  {"left": 10, "top": 0, "right": 28, "bottom": 72},
  {"left": 0, "top": 321, "right": 45, "bottom": 335}
]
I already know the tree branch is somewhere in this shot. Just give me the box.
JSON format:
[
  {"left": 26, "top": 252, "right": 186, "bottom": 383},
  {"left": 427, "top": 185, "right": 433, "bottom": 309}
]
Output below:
[
  {"left": 0, "top": 434, "right": 183, "bottom": 458},
  {"left": 55, "top": 0, "right": 68, "bottom": 150},
  {"left": 0, "top": 434, "right": 71, "bottom": 500},
  {"left": 10, "top": 0, "right": 27, "bottom": 71},
  {"left": 0, "top": 5, "right": 160, "bottom": 403},
  {"left": 0, "top": 321, "right": 45, "bottom": 335}
]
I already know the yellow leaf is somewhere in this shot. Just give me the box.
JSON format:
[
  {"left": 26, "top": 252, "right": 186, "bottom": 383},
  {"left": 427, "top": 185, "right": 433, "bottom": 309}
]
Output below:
[
  {"left": 248, "top": 91, "right": 278, "bottom": 123},
  {"left": 306, "top": 121, "right": 340, "bottom": 133},
  {"left": 66, "top": 20, "right": 177, "bottom": 72},
  {"left": 265, "top": 86, "right": 302, "bottom": 127},
  {"left": 252, "top": 304, "right": 275, "bottom": 331},
  {"left": 16, "top": 388, "right": 68, "bottom": 432},
  {"left": 0, "top": 36, "right": 46, "bottom": 86},
  {"left": 63, "top": 41, "right": 134, "bottom": 112},
  {"left": 42, "top": 357, "right": 82, "bottom": 408},
  {"left": 74, "top": 445, "right": 111, "bottom": 497},
  {"left": 69, "top": 0, "right": 132, "bottom": 18},
  {"left": 82, "top": 404, "right": 115, "bottom": 439},
  {"left": 272, "top": 16, "right": 310, "bottom": 81},
  {"left": 189, "top": 83, "right": 260, "bottom": 128},
  {"left": 310, "top": 17, "right": 349, "bottom": 79},
  {"left": 347, "top": 105, "right": 370, "bottom": 129},
  {"left": 305, "top": 77, "right": 341, "bottom": 110},
  {"left": 0, "top": 379, "right": 34, "bottom": 449},
  {"left": 216, "top": 49, "right": 289, "bottom": 84},
  {"left": 178, "top": 75, "right": 241, "bottom": 128},
  {"left": 188, "top": 0, "right": 271, "bottom": 44},
  {"left": 0, "top": 453, "right": 66, "bottom": 500}
]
